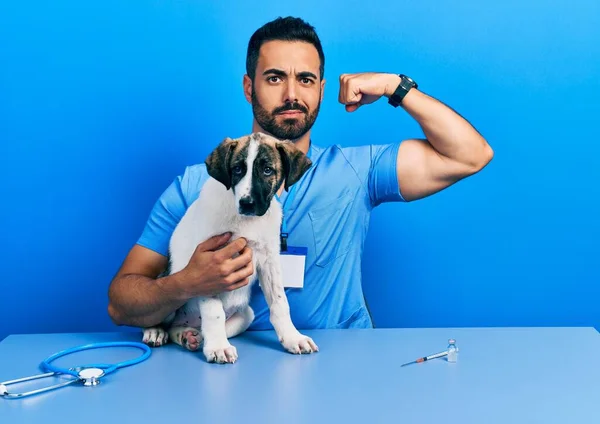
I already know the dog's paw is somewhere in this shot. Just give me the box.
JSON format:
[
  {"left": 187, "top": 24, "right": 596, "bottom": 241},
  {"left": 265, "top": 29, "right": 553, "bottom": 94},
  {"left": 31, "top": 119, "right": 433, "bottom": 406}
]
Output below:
[
  {"left": 142, "top": 327, "right": 169, "bottom": 347},
  {"left": 169, "top": 326, "right": 202, "bottom": 351},
  {"left": 280, "top": 331, "right": 318, "bottom": 354},
  {"left": 203, "top": 342, "right": 238, "bottom": 364}
]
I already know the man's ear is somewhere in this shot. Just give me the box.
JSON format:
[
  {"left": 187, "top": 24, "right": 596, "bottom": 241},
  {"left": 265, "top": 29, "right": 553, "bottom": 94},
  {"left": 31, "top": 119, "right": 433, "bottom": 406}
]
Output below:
[
  {"left": 276, "top": 141, "right": 312, "bottom": 191},
  {"left": 205, "top": 137, "right": 238, "bottom": 190},
  {"left": 243, "top": 75, "right": 253, "bottom": 104}
]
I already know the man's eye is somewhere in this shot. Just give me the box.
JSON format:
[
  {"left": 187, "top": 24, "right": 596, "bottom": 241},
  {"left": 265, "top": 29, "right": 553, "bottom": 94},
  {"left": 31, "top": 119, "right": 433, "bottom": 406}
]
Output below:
[
  {"left": 232, "top": 166, "right": 243, "bottom": 175},
  {"left": 263, "top": 167, "right": 273, "bottom": 176},
  {"left": 268, "top": 76, "right": 281, "bottom": 83},
  {"left": 301, "top": 78, "right": 312, "bottom": 84}
]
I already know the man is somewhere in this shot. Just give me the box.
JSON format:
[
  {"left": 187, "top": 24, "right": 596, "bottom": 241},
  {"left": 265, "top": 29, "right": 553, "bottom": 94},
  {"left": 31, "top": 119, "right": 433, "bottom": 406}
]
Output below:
[{"left": 108, "top": 16, "right": 493, "bottom": 333}]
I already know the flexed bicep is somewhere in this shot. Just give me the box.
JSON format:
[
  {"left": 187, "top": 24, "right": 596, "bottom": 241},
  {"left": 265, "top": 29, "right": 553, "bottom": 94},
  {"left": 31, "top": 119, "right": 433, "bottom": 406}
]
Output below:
[{"left": 395, "top": 138, "right": 482, "bottom": 202}]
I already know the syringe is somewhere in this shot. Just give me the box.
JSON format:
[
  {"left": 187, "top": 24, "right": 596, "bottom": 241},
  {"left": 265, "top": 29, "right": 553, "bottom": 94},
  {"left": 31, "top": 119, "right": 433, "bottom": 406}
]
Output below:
[{"left": 401, "top": 349, "right": 448, "bottom": 367}]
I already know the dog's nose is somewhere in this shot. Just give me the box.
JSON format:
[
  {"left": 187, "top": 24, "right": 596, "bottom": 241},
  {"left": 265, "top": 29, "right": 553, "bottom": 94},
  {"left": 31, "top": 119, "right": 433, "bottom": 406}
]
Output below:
[
  {"left": 239, "top": 197, "right": 256, "bottom": 214},
  {"left": 239, "top": 197, "right": 254, "bottom": 208}
]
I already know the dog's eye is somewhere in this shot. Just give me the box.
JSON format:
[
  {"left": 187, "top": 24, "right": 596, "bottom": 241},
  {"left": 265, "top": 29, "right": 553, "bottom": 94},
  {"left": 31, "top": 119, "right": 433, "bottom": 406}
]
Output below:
[
  {"left": 232, "top": 166, "right": 243, "bottom": 175},
  {"left": 263, "top": 167, "right": 273, "bottom": 176}
]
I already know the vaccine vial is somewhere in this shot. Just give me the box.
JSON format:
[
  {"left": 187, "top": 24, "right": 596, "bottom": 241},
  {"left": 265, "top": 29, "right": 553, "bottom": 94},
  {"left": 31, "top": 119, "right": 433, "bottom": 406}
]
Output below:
[{"left": 447, "top": 339, "right": 458, "bottom": 362}]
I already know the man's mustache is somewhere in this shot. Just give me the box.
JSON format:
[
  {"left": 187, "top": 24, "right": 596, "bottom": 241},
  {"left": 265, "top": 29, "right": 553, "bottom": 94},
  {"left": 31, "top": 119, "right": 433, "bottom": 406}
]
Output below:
[{"left": 274, "top": 102, "right": 308, "bottom": 114}]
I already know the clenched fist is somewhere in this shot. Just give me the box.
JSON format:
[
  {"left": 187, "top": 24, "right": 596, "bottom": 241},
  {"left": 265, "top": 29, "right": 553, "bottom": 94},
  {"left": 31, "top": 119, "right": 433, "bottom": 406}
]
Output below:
[{"left": 338, "top": 72, "right": 401, "bottom": 112}]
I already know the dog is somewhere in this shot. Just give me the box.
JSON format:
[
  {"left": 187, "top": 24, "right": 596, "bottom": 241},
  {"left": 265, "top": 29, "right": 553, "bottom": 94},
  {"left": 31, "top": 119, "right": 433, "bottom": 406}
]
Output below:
[{"left": 142, "top": 132, "right": 318, "bottom": 363}]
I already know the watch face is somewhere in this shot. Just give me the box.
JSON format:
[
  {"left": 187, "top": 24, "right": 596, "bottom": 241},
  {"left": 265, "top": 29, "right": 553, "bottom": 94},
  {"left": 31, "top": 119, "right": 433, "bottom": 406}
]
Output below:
[{"left": 400, "top": 74, "right": 417, "bottom": 88}]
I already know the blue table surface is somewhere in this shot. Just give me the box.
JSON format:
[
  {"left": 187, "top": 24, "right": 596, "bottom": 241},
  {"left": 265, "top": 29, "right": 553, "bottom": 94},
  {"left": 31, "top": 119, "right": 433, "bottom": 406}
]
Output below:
[{"left": 1, "top": 327, "right": 599, "bottom": 423}]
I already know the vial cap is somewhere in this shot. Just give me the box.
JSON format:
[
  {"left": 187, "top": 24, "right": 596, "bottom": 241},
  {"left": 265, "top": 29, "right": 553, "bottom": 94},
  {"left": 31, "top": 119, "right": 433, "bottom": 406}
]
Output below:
[{"left": 448, "top": 339, "right": 456, "bottom": 344}]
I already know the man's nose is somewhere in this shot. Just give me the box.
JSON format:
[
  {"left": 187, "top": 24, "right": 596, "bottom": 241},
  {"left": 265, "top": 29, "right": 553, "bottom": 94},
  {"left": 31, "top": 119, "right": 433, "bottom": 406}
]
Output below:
[{"left": 283, "top": 80, "right": 298, "bottom": 103}]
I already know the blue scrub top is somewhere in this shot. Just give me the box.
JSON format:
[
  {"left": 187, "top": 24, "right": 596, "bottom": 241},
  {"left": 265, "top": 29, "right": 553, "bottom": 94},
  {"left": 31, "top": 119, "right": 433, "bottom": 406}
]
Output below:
[{"left": 136, "top": 141, "right": 405, "bottom": 330}]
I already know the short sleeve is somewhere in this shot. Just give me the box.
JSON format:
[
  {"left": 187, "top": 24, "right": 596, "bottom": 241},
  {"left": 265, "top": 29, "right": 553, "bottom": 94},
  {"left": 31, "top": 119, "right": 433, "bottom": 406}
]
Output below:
[
  {"left": 367, "top": 142, "right": 406, "bottom": 207},
  {"left": 136, "top": 173, "right": 190, "bottom": 257}
]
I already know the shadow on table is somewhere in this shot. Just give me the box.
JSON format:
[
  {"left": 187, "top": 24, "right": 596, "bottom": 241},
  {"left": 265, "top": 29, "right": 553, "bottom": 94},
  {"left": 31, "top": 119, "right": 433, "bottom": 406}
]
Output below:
[{"left": 238, "top": 330, "right": 286, "bottom": 353}]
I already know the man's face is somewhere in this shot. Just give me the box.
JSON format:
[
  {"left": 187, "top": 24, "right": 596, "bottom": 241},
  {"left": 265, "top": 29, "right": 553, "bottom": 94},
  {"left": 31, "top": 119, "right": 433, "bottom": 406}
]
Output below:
[{"left": 244, "top": 40, "right": 325, "bottom": 141}]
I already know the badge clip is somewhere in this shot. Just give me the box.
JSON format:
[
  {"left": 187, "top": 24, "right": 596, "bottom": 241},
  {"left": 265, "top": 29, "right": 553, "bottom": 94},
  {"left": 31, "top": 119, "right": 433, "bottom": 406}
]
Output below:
[{"left": 280, "top": 232, "right": 288, "bottom": 252}]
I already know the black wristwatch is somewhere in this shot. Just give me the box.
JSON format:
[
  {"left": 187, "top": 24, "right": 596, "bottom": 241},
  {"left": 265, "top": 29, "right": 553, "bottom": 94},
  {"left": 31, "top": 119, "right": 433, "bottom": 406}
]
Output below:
[{"left": 388, "top": 74, "right": 417, "bottom": 107}]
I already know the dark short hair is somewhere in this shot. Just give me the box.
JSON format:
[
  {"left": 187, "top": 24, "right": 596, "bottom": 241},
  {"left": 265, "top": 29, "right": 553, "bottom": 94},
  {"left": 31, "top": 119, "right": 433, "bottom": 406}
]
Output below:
[{"left": 246, "top": 16, "right": 325, "bottom": 81}]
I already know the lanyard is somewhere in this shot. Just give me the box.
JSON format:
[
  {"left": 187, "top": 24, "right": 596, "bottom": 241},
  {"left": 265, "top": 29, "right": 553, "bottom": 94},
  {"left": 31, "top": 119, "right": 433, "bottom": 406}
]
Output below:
[
  {"left": 278, "top": 183, "right": 298, "bottom": 252},
  {"left": 277, "top": 144, "right": 311, "bottom": 252}
]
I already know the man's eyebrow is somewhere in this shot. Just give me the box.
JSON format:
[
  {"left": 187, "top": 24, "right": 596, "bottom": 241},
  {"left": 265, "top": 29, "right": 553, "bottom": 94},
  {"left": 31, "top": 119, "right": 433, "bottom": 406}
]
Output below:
[
  {"left": 297, "top": 71, "right": 318, "bottom": 80},
  {"left": 263, "top": 68, "right": 287, "bottom": 77},
  {"left": 262, "top": 68, "right": 318, "bottom": 80}
]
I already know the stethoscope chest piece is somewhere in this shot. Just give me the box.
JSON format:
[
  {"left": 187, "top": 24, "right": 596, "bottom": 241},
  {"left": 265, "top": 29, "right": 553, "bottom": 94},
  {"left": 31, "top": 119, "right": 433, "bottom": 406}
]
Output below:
[{"left": 77, "top": 368, "right": 104, "bottom": 386}]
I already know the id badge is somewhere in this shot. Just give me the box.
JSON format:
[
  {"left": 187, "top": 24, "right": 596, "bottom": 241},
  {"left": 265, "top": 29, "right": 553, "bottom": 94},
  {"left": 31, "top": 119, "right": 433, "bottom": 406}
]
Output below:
[{"left": 280, "top": 246, "right": 307, "bottom": 288}]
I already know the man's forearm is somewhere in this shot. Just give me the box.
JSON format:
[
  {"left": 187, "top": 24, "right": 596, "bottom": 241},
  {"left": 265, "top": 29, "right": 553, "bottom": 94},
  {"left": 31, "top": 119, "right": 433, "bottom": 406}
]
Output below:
[
  {"left": 108, "top": 273, "right": 188, "bottom": 328},
  {"left": 398, "top": 87, "right": 493, "bottom": 170}
]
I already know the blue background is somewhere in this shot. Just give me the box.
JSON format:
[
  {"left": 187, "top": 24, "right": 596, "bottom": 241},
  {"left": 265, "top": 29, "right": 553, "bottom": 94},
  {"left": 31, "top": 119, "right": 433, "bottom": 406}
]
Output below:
[{"left": 1, "top": 0, "right": 598, "bottom": 341}]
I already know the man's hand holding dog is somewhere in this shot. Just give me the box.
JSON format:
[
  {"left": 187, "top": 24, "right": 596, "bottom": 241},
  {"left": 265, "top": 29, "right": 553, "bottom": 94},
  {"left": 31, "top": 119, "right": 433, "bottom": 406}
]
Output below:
[{"left": 174, "top": 233, "right": 253, "bottom": 298}]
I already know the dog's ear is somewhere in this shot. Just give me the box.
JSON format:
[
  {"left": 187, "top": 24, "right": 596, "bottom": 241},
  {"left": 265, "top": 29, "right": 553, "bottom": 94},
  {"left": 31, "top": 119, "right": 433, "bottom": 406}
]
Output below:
[
  {"left": 276, "top": 141, "right": 312, "bottom": 191},
  {"left": 205, "top": 137, "right": 238, "bottom": 190}
]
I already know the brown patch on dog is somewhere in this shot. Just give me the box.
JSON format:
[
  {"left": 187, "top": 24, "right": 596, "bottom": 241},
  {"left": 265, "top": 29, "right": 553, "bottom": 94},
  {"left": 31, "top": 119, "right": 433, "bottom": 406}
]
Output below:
[
  {"left": 205, "top": 136, "right": 249, "bottom": 190},
  {"left": 254, "top": 142, "right": 281, "bottom": 196},
  {"left": 274, "top": 141, "right": 312, "bottom": 191},
  {"left": 249, "top": 133, "right": 312, "bottom": 191},
  {"left": 205, "top": 132, "right": 311, "bottom": 195}
]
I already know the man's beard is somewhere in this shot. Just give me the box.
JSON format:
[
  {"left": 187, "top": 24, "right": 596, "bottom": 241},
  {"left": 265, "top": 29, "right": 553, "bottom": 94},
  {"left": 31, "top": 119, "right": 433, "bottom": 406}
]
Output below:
[{"left": 251, "top": 89, "right": 320, "bottom": 141}]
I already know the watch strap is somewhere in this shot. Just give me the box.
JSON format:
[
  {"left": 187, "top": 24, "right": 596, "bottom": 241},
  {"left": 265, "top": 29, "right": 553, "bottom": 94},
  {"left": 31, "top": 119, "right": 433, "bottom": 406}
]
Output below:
[{"left": 388, "top": 74, "right": 417, "bottom": 107}]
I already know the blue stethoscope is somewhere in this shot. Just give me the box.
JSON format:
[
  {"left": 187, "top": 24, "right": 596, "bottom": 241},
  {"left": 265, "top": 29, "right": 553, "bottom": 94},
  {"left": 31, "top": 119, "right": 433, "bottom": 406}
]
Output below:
[{"left": 0, "top": 341, "right": 151, "bottom": 399}]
